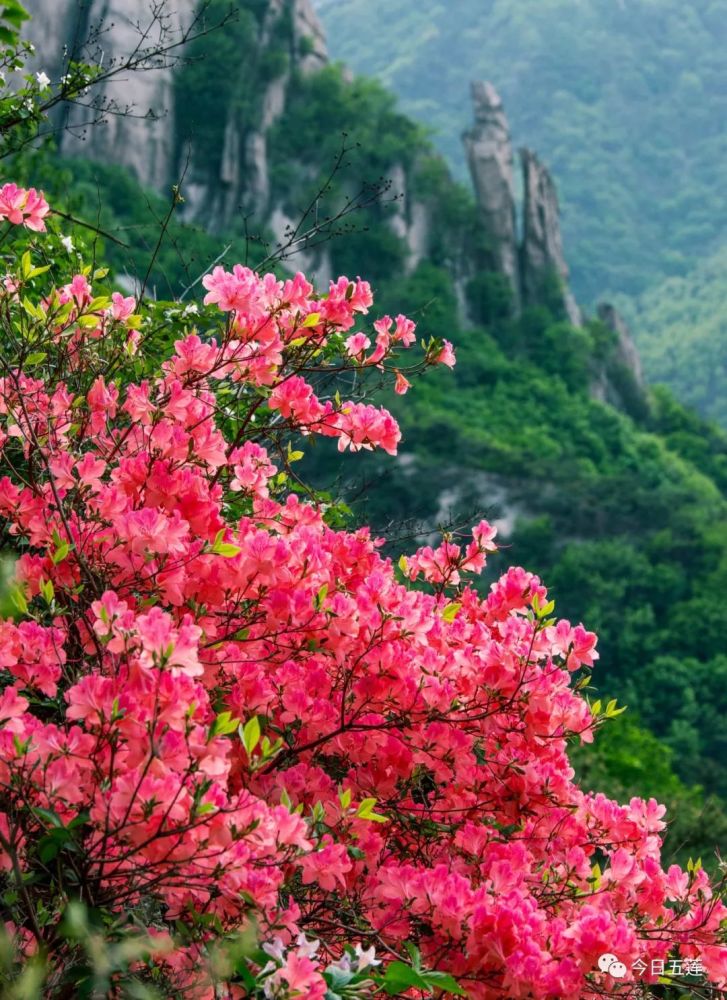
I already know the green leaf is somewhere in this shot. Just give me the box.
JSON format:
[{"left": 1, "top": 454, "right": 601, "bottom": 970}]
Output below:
[
  {"left": 209, "top": 710, "right": 240, "bottom": 740},
  {"left": 212, "top": 529, "right": 241, "bottom": 558},
  {"left": 76, "top": 313, "right": 101, "bottom": 328},
  {"left": 302, "top": 311, "right": 321, "bottom": 328},
  {"left": 356, "top": 797, "right": 388, "bottom": 823},
  {"left": 442, "top": 602, "right": 461, "bottom": 622},
  {"left": 381, "top": 959, "right": 466, "bottom": 997},
  {"left": 381, "top": 962, "right": 434, "bottom": 995},
  {"left": 422, "top": 971, "right": 467, "bottom": 996},
  {"left": 27, "top": 264, "right": 51, "bottom": 279},
  {"left": 88, "top": 296, "right": 111, "bottom": 312},
  {"left": 240, "top": 716, "right": 261, "bottom": 757},
  {"left": 25, "top": 351, "right": 46, "bottom": 366},
  {"left": 404, "top": 942, "right": 421, "bottom": 969},
  {"left": 9, "top": 585, "right": 27, "bottom": 614},
  {"left": 21, "top": 296, "right": 43, "bottom": 320},
  {"left": 34, "top": 806, "right": 63, "bottom": 828},
  {"left": 604, "top": 698, "right": 627, "bottom": 718},
  {"left": 216, "top": 542, "right": 241, "bottom": 557},
  {"left": 51, "top": 542, "right": 70, "bottom": 564},
  {"left": 38, "top": 828, "right": 71, "bottom": 863}
]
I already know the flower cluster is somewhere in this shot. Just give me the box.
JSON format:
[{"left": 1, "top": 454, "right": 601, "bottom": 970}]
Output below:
[
  {"left": 0, "top": 182, "right": 49, "bottom": 232},
  {"left": 0, "top": 186, "right": 725, "bottom": 998}
]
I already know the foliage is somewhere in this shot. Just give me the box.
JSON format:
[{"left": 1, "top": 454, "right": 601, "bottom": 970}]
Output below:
[
  {"left": 296, "top": 261, "right": 727, "bottom": 828},
  {"left": 10, "top": 0, "right": 727, "bottom": 889},
  {"left": 0, "top": 0, "right": 27, "bottom": 46},
  {"left": 16, "top": 155, "right": 258, "bottom": 298},
  {"left": 0, "top": 182, "right": 726, "bottom": 997},
  {"left": 571, "top": 713, "right": 727, "bottom": 872},
  {"left": 621, "top": 245, "right": 727, "bottom": 427},
  {"left": 316, "top": 0, "right": 727, "bottom": 304},
  {"left": 175, "top": 0, "right": 289, "bottom": 182}
]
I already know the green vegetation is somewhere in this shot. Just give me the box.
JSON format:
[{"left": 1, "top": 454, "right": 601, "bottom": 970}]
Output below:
[
  {"left": 298, "top": 241, "right": 727, "bottom": 868},
  {"left": 316, "top": 0, "right": 727, "bottom": 306},
  {"left": 175, "top": 0, "right": 290, "bottom": 184},
  {"left": 316, "top": 0, "right": 727, "bottom": 434},
  {"left": 14, "top": 0, "right": 727, "bottom": 863},
  {"left": 621, "top": 246, "right": 727, "bottom": 427}
]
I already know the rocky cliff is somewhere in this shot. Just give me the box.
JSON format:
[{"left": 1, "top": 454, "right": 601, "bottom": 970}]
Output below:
[
  {"left": 23, "top": 0, "right": 327, "bottom": 219},
  {"left": 463, "top": 80, "right": 581, "bottom": 326},
  {"left": 24, "top": 0, "right": 198, "bottom": 188},
  {"left": 21, "top": 0, "right": 645, "bottom": 411},
  {"left": 463, "top": 81, "right": 519, "bottom": 304}
]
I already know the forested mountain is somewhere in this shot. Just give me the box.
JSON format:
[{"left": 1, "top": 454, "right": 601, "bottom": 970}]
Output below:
[
  {"left": 620, "top": 247, "right": 727, "bottom": 427},
  {"left": 14, "top": 0, "right": 727, "bottom": 863},
  {"left": 314, "top": 0, "right": 727, "bottom": 429},
  {"left": 315, "top": 0, "right": 727, "bottom": 307}
]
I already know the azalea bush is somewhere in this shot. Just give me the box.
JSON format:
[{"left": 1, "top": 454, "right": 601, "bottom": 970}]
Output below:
[{"left": 0, "top": 183, "right": 724, "bottom": 1000}]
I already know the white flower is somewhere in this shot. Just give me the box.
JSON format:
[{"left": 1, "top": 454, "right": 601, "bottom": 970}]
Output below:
[
  {"left": 327, "top": 954, "right": 353, "bottom": 975},
  {"left": 35, "top": 71, "right": 50, "bottom": 91},
  {"left": 354, "top": 943, "right": 381, "bottom": 970},
  {"left": 182, "top": 302, "right": 199, "bottom": 316},
  {"left": 60, "top": 235, "right": 74, "bottom": 254},
  {"left": 262, "top": 938, "right": 286, "bottom": 964},
  {"left": 295, "top": 933, "right": 320, "bottom": 960}
]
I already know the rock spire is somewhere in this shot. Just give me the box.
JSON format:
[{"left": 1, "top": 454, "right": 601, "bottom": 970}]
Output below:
[
  {"left": 463, "top": 81, "right": 520, "bottom": 304},
  {"left": 464, "top": 80, "right": 581, "bottom": 326}
]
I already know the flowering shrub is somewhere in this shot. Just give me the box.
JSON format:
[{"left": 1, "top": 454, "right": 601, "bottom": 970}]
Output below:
[{"left": 0, "top": 183, "right": 725, "bottom": 999}]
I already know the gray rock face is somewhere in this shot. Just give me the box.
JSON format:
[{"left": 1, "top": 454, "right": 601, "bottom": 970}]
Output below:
[
  {"left": 293, "top": 0, "right": 328, "bottom": 72},
  {"left": 463, "top": 82, "right": 582, "bottom": 327},
  {"left": 24, "top": 0, "right": 197, "bottom": 190},
  {"left": 463, "top": 81, "right": 519, "bottom": 301},
  {"left": 24, "top": 14, "right": 583, "bottom": 335},
  {"left": 597, "top": 303, "right": 644, "bottom": 386},
  {"left": 520, "top": 148, "right": 581, "bottom": 326},
  {"left": 21, "top": 0, "right": 75, "bottom": 74},
  {"left": 388, "top": 163, "right": 430, "bottom": 274},
  {"left": 22, "top": 0, "right": 327, "bottom": 202},
  {"left": 589, "top": 303, "right": 647, "bottom": 414}
]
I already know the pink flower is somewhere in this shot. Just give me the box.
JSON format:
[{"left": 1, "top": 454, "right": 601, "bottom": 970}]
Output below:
[
  {"left": 300, "top": 837, "right": 352, "bottom": 892},
  {"left": 435, "top": 338, "right": 456, "bottom": 367},
  {"left": 109, "top": 292, "right": 136, "bottom": 323},
  {"left": 76, "top": 453, "right": 107, "bottom": 491},
  {"left": 0, "top": 247, "right": 723, "bottom": 998},
  {"left": 345, "top": 332, "right": 371, "bottom": 357},
  {"left": 0, "top": 184, "right": 49, "bottom": 231}
]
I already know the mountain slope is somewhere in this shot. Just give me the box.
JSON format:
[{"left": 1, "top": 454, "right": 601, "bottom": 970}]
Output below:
[
  {"left": 620, "top": 246, "right": 727, "bottom": 427},
  {"left": 15, "top": 0, "right": 727, "bottom": 859},
  {"left": 314, "top": 0, "right": 727, "bottom": 305}
]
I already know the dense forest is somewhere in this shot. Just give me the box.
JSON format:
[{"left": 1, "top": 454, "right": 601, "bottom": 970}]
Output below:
[
  {"left": 315, "top": 0, "right": 727, "bottom": 428},
  {"left": 623, "top": 246, "right": 727, "bottom": 427},
  {"left": 315, "top": 0, "right": 727, "bottom": 303},
  {"left": 12, "top": 0, "right": 727, "bottom": 870}
]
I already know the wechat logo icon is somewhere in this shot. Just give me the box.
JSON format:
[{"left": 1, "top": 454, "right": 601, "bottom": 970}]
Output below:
[{"left": 598, "top": 954, "right": 627, "bottom": 979}]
